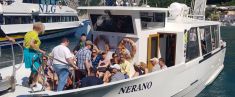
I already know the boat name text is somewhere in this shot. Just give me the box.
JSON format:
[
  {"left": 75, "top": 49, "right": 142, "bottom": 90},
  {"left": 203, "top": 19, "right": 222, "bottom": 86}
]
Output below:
[{"left": 118, "top": 81, "right": 152, "bottom": 94}]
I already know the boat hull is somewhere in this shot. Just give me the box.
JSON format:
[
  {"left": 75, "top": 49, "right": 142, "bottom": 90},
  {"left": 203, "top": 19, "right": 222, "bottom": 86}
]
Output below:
[
  {"left": 27, "top": 47, "right": 226, "bottom": 97},
  {"left": 0, "top": 47, "right": 226, "bottom": 97}
]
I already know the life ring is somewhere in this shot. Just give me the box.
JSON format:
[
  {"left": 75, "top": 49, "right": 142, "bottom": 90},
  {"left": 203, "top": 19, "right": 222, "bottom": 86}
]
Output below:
[
  {"left": 118, "top": 37, "right": 136, "bottom": 58},
  {"left": 94, "top": 35, "right": 110, "bottom": 52}
]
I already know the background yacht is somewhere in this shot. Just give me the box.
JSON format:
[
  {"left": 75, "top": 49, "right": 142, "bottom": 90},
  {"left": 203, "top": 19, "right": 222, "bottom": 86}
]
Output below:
[{"left": 0, "top": 0, "right": 80, "bottom": 44}]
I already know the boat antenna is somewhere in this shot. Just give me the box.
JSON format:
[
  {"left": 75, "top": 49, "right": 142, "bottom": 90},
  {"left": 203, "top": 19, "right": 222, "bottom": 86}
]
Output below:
[{"left": 190, "top": 0, "right": 207, "bottom": 20}]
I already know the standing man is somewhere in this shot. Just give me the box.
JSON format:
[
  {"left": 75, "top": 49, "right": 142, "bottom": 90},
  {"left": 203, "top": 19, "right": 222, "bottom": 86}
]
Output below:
[
  {"left": 0, "top": 27, "right": 15, "bottom": 42},
  {"left": 51, "top": 38, "right": 78, "bottom": 91},
  {"left": 76, "top": 40, "right": 93, "bottom": 81}
]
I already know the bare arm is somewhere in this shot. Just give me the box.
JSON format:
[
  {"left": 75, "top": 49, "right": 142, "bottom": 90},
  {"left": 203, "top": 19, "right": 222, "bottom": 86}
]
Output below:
[
  {"left": 30, "top": 39, "right": 45, "bottom": 54},
  {"left": 66, "top": 58, "right": 78, "bottom": 70},
  {"left": 85, "top": 59, "right": 92, "bottom": 69},
  {"left": 5, "top": 36, "right": 15, "bottom": 43}
]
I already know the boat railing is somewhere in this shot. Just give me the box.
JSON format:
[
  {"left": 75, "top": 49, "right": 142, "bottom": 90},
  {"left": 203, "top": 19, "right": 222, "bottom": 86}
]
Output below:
[{"left": 0, "top": 41, "right": 24, "bottom": 92}]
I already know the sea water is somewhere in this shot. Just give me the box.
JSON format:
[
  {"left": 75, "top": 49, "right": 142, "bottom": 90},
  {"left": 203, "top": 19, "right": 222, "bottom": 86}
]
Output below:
[{"left": 197, "top": 26, "right": 235, "bottom": 97}]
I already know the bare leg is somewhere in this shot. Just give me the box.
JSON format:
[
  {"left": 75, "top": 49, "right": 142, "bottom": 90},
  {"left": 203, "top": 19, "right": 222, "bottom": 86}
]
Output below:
[{"left": 103, "top": 71, "right": 111, "bottom": 83}]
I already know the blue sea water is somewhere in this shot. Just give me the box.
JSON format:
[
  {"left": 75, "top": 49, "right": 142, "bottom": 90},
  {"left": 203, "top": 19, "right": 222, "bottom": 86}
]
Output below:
[
  {"left": 0, "top": 25, "right": 234, "bottom": 96},
  {"left": 197, "top": 26, "right": 235, "bottom": 97}
]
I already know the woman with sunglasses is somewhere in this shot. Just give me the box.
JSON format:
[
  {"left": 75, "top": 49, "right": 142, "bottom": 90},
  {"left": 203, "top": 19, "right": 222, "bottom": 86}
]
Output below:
[{"left": 91, "top": 48, "right": 102, "bottom": 70}]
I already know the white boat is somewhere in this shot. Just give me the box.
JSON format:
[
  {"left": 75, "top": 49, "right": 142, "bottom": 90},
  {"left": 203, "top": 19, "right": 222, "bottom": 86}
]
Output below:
[
  {"left": 0, "top": 2, "right": 226, "bottom": 97},
  {"left": 0, "top": 0, "right": 80, "bottom": 44}
]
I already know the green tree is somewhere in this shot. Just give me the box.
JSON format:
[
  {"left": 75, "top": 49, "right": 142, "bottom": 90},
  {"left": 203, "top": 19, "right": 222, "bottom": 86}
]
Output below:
[{"left": 139, "top": 0, "right": 192, "bottom": 7}]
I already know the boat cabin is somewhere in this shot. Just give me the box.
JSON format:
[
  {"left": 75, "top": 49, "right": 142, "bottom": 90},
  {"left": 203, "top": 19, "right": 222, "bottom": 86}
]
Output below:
[{"left": 78, "top": 6, "right": 221, "bottom": 73}]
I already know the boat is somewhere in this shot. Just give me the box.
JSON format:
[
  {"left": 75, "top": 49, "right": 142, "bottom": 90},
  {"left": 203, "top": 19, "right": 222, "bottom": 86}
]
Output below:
[
  {"left": 0, "top": 0, "right": 80, "bottom": 44},
  {"left": 0, "top": 1, "right": 226, "bottom": 97}
]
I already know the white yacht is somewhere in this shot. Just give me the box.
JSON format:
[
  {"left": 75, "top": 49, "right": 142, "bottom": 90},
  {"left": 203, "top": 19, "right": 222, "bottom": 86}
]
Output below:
[
  {"left": 0, "top": 1, "right": 226, "bottom": 97},
  {"left": 0, "top": 0, "right": 80, "bottom": 44}
]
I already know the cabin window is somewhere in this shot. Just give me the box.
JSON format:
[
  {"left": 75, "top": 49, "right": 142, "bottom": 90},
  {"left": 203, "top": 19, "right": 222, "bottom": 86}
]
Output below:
[
  {"left": 90, "top": 14, "right": 134, "bottom": 34},
  {"left": 186, "top": 28, "right": 200, "bottom": 62},
  {"left": 140, "top": 12, "right": 166, "bottom": 30},
  {"left": 199, "top": 26, "right": 212, "bottom": 55},
  {"left": 211, "top": 25, "right": 220, "bottom": 50}
]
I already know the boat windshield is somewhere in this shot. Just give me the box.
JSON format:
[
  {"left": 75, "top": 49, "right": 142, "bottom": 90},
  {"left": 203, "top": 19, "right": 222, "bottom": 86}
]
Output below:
[{"left": 90, "top": 14, "right": 134, "bottom": 34}]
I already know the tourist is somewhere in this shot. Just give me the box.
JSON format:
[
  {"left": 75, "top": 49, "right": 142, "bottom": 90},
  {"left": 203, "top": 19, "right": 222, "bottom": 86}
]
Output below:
[
  {"left": 133, "top": 62, "right": 148, "bottom": 77},
  {"left": 159, "top": 58, "right": 168, "bottom": 70},
  {"left": 101, "top": 53, "right": 119, "bottom": 83},
  {"left": 80, "top": 68, "right": 103, "bottom": 88},
  {"left": 97, "top": 52, "right": 110, "bottom": 78},
  {"left": 76, "top": 40, "right": 93, "bottom": 81},
  {"left": 0, "top": 27, "right": 15, "bottom": 43},
  {"left": 119, "top": 54, "right": 131, "bottom": 78},
  {"left": 110, "top": 64, "right": 125, "bottom": 82},
  {"left": 73, "top": 33, "right": 87, "bottom": 54},
  {"left": 23, "top": 22, "right": 46, "bottom": 88},
  {"left": 51, "top": 38, "right": 78, "bottom": 91},
  {"left": 110, "top": 53, "right": 119, "bottom": 65},
  {"left": 150, "top": 57, "right": 160, "bottom": 72},
  {"left": 38, "top": 56, "right": 58, "bottom": 90},
  {"left": 91, "top": 48, "right": 102, "bottom": 70}
]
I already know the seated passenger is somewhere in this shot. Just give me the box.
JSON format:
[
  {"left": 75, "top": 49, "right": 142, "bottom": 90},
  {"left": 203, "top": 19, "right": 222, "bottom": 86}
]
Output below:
[
  {"left": 110, "top": 53, "right": 119, "bottom": 65},
  {"left": 116, "top": 44, "right": 130, "bottom": 57},
  {"left": 133, "top": 62, "right": 148, "bottom": 77},
  {"left": 110, "top": 64, "right": 125, "bottom": 82},
  {"left": 97, "top": 52, "right": 110, "bottom": 78},
  {"left": 80, "top": 68, "right": 103, "bottom": 88},
  {"left": 159, "top": 58, "right": 168, "bottom": 70},
  {"left": 119, "top": 54, "right": 131, "bottom": 78},
  {"left": 91, "top": 49, "right": 102, "bottom": 70},
  {"left": 150, "top": 57, "right": 160, "bottom": 72}
]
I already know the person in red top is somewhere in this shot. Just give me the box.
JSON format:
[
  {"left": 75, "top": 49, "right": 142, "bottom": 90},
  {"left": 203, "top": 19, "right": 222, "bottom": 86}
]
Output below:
[{"left": 0, "top": 27, "right": 15, "bottom": 43}]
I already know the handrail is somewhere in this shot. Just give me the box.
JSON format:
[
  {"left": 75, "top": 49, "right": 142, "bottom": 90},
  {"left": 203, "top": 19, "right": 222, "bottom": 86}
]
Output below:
[
  {"left": 0, "top": 41, "right": 24, "bottom": 91},
  {"left": 14, "top": 42, "right": 24, "bottom": 71}
]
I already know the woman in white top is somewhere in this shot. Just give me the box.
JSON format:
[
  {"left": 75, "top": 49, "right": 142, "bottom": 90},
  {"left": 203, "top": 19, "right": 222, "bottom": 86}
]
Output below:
[{"left": 159, "top": 58, "right": 168, "bottom": 70}]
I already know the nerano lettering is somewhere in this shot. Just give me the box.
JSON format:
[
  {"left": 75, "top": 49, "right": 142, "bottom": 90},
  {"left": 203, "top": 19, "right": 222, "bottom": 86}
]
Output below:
[{"left": 118, "top": 81, "right": 152, "bottom": 94}]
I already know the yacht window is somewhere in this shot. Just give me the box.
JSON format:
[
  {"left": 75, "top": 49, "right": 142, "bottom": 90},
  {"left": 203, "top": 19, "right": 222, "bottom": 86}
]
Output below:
[
  {"left": 90, "top": 14, "right": 134, "bottom": 34},
  {"left": 211, "top": 25, "right": 220, "bottom": 50},
  {"left": 140, "top": 12, "right": 166, "bottom": 30},
  {"left": 21, "top": 16, "right": 31, "bottom": 24},
  {"left": 199, "top": 26, "right": 212, "bottom": 55},
  {"left": 0, "top": 14, "right": 3, "bottom": 24},
  {"left": 40, "top": 16, "right": 47, "bottom": 23},
  {"left": 3, "top": 16, "right": 31, "bottom": 24},
  {"left": 186, "top": 28, "right": 200, "bottom": 62},
  {"left": 52, "top": 16, "right": 60, "bottom": 22}
]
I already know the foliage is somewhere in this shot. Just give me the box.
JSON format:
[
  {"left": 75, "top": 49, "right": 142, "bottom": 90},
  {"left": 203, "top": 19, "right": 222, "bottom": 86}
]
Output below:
[{"left": 139, "top": 0, "right": 192, "bottom": 7}]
